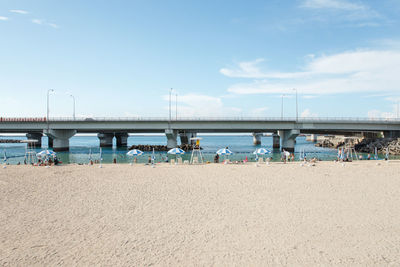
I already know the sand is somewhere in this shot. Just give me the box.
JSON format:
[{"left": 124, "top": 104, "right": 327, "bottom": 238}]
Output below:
[{"left": 1, "top": 161, "right": 400, "bottom": 266}]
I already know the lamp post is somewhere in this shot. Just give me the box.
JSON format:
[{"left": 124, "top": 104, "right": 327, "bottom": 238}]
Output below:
[
  {"left": 70, "top": 94, "right": 75, "bottom": 120},
  {"left": 281, "top": 94, "right": 285, "bottom": 119},
  {"left": 176, "top": 92, "right": 178, "bottom": 120},
  {"left": 293, "top": 88, "right": 298, "bottom": 121},
  {"left": 169, "top": 88, "right": 173, "bottom": 122},
  {"left": 47, "top": 89, "right": 54, "bottom": 122}
]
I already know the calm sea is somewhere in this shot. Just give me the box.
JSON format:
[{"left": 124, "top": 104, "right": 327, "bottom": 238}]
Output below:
[{"left": 0, "top": 134, "right": 389, "bottom": 164}]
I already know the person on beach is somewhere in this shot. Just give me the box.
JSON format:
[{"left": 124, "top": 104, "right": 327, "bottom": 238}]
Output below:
[{"left": 367, "top": 153, "right": 371, "bottom": 160}]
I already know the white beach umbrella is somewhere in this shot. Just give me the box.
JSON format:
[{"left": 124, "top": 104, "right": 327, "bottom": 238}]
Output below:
[
  {"left": 168, "top": 148, "right": 185, "bottom": 164},
  {"left": 216, "top": 148, "right": 233, "bottom": 155},
  {"left": 127, "top": 149, "right": 144, "bottom": 156},
  {"left": 127, "top": 149, "right": 144, "bottom": 165},
  {"left": 253, "top": 148, "right": 271, "bottom": 155},
  {"left": 37, "top": 149, "right": 56, "bottom": 158},
  {"left": 167, "top": 148, "right": 185, "bottom": 155}
]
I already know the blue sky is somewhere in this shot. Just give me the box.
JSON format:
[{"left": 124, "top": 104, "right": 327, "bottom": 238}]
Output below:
[{"left": 1, "top": 0, "right": 400, "bottom": 118}]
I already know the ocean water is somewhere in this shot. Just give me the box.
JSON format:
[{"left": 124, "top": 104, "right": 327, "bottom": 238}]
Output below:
[{"left": 0, "top": 134, "right": 390, "bottom": 165}]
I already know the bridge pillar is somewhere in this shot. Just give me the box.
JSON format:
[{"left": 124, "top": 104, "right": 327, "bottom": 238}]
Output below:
[
  {"left": 98, "top": 133, "right": 114, "bottom": 147},
  {"left": 180, "top": 132, "right": 197, "bottom": 145},
  {"left": 165, "top": 129, "right": 177, "bottom": 148},
  {"left": 252, "top": 133, "right": 262, "bottom": 145},
  {"left": 278, "top": 129, "right": 300, "bottom": 152},
  {"left": 272, "top": 133, "right": 280, "bottom": 149},
  {"left": 115, "top": 133, "right": 128, "bottom": 147},
  {"left": 48, "top": 137, "right": 53, "bottom": 148},
  {"left": 310, "top": 134, "right": 318, "bottom": 142},
  {"left": 26, "top": 133, "right": 42, "bottom": 148},
  {"left": 45, "top": 129, "right": 76, "bottom": 152},
  {"left": 383, "top": 131, "right": 400, "bottom": 138}
]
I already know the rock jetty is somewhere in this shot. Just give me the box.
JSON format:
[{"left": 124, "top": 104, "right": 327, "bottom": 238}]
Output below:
[
  {"left": 355, "top": 138, "right": 400, "bottom": 155},
  {"left": 0, "top": 139, "right": 22, "bottom": 143},
  {"left": 128, "top": 144, "right": 201, "bottom": 152}
]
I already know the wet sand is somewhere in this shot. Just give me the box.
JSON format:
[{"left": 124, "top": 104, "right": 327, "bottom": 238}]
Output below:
[{"left": 1, "top": 161, "right": 400, "bottom": 266}]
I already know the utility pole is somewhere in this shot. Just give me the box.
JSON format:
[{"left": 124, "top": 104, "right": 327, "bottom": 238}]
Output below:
[
  {"left": 70, "top": 94, "right": 76, "bottom": 120},
  {"left": 169, "top": 88, "right": 172, "bottom": 122},
  {"left": 293, "top": 88, "right": 298, "bottom": 121}
]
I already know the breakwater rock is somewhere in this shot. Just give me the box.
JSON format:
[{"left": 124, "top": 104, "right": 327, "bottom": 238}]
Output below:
[
  {"left": 0, "top": 139, "right": 22, "bottom": 143},
  {"left": 128, "top": 144, "right": 201, "bottom": 152},
  {"left": 355, "top": 138, "right": 400, "bottom": 155}
]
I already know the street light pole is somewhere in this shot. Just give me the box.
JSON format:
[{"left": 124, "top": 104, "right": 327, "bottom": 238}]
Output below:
[
  {"left": 169, "top": 88, "right": 172, "bottom": 122},
  {"left": 281, "top": 94, "right": 285, "bottom": 119},
  {"left": 293, "top": 88, "right": 298, "bottom": 121},
  {"left": 70, "top": 95, "right": 76, "bottom": 120},
  {"left": 47, "top": 89, "right": 54, "bottom": 122},
  {"left": 176, "top": 93, "right": 178, "bottom": 120}
]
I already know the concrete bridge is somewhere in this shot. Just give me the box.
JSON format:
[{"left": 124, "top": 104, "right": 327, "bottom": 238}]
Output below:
[{"left": 1, "top": 117, "right": 399, "bottom": 151}]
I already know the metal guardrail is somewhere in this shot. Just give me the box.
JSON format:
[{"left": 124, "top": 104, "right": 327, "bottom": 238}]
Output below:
[{"left": 1, "top": 116, "right": 400, "bottom": 123}]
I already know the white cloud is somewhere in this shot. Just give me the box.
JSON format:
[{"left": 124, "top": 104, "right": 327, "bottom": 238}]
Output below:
[
  {"left": 163, "top": 93, "right": 241, "bottom": 117},
  {"left": 9, "top": 9, "right": 28, "bottom": 15},
  {"left": 223, "top": 48, "right": 400, "bottom": 95},
  {"left": 367, "top": 109, "right": 397, "bottom": 119},
  {"left": 300, "top": 0, "right": 382, "bottom": 24},
  {"left": 301, "top": 0, "right": 366, "bottom": 10},
  {"left": 0, "top": 16, "right": 9, "bottom": 21},
  {"left": 302, "top": 95, "right": 318, "bottom": 99},
  {"left": 250, "top": 107, "right": 269, "bottom": 116},
  {"left": 301, "top": 109, "right": 318, "bottom": 117},
  {"left": 48, "top": 23, "right": 59, "bottom": 29},
  {"left": 32, "top": 19, "right": 43, "bottom": 25}
]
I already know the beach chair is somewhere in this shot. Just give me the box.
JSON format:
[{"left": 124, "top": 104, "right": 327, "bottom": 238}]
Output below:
[
  {"left": 258, "top": 158, "right": 264, "bottom": 163},
  {"left": 170, "top": 159, "right": 175, "bottom": 165},
  {"left": 177, "top": 158, "right": 183, "bottom": 164},
  {"left": 192, "top": 156, "right": 199, "bottom": 164},
  {"left": 183, "top": 160, "right": 189, "bottom": 165}
]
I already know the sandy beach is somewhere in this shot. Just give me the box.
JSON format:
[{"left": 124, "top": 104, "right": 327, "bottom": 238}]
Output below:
[{"left": 1, "top": 161, "right": 400, "bottom": 266}]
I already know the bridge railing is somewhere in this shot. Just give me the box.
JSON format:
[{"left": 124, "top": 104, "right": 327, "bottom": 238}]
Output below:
[{"left": 1, "top": 116, "right": 400, "bottom": 122}]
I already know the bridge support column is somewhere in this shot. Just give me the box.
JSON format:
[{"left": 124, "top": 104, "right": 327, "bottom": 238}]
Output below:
[
  {"left": 310, "top": 134, "right": 318, "bottom": 142},
  {"left": 278, "top": 129, "right": 300, "bottom": 152},
  {"left": 48, "top": 137, "right": 53, "bottom": 148},
  {"left": 383, "top": 131, "right": 400, "bottom": 138},
  {"left": 115, "top": 133, "right": 128, "bottom": 147},
  {"left": 252, "top": 133, "right": 262, "bottom": 145},
  {"left": 45, "top": 129, "right": 76, "bottom": 152},
  {"left": 362, "top": 132, "right": 380, "bottom": 139},
  {"left": 272, "top": 133, "right": 280, "bottom": 149},
  {"left": 165, "top": 129, "right": 177, "bottom": 148},
  {"left": 26, "top": 133, "right": 42, "bottom": 148},
  {"left": 179, "top": 132, "right": 197, "bottom": 145},
  {"left": 98, "top": 133, "right": 114, "bottom": 147}
]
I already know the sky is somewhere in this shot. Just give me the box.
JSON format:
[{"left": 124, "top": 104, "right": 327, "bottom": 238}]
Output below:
[{"left": 1, "top": 0, "right": 400, "bottom": 119}]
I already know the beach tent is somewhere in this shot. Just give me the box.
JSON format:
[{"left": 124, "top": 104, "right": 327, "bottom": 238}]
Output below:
[
  {"left": 127, "top": 149, "right": 144, "bottom": 165},
  {"left": 167, "top": 148, "right": 185, "bottom": 164}
]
